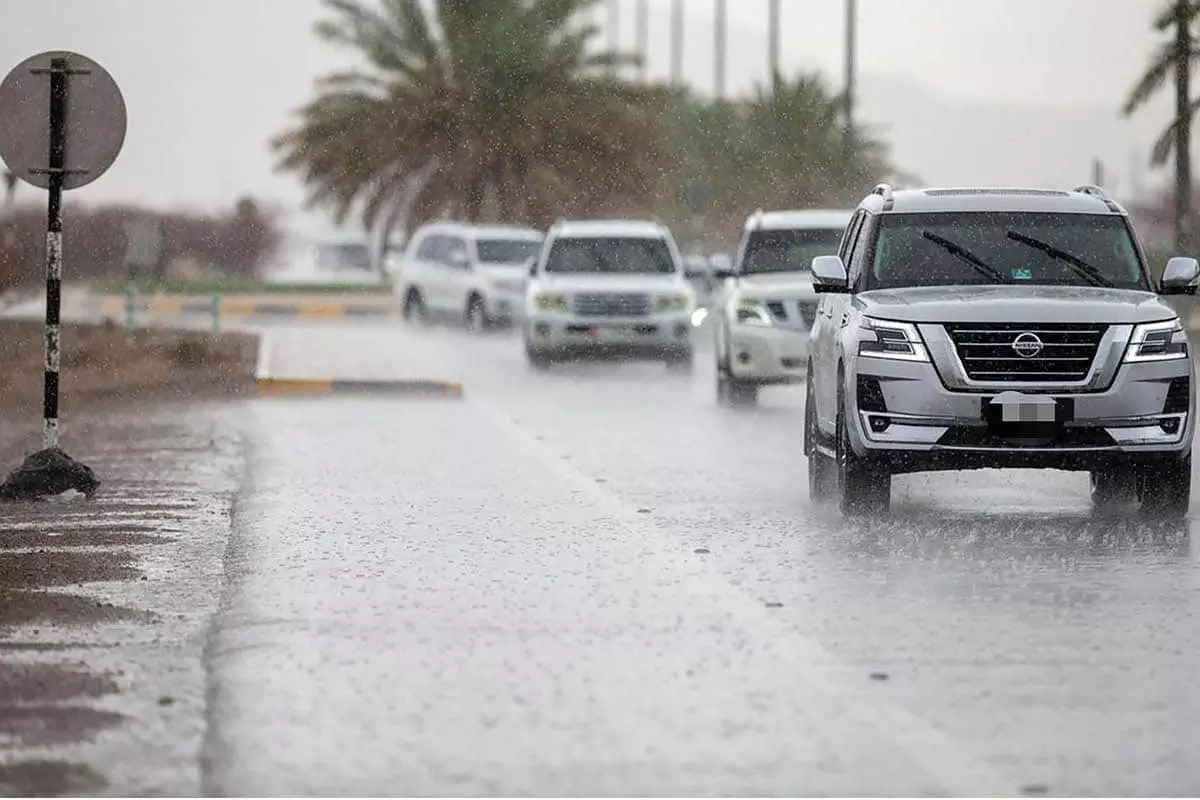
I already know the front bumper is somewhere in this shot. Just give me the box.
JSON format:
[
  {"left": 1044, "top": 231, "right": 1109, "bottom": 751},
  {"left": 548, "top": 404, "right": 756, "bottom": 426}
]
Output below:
[
  {"left": 525, "top": 312, "right": 693, "bottom": 357},
  {"left": 727, "top": 323, "right": 809, "bottom": 384},
  {"left": 847, "top": 354, "right": 1193, "bottom": 474}
]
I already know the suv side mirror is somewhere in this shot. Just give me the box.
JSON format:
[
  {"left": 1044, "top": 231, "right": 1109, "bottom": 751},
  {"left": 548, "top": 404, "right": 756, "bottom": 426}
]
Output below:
[
  {"left": 1160, "top": 256, "right": 1200, "bottom": 295},
  {"left": 811, "top": 255, "right": 849, "bottom": 293}
]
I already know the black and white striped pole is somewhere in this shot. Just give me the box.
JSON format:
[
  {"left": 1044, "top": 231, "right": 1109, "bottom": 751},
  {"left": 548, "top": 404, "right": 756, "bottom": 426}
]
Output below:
[{"left": 0, "top": 51, "right": 125, "bottom": 501}]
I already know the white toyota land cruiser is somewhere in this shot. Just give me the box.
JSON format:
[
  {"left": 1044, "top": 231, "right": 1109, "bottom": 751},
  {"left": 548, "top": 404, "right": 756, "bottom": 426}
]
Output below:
[
  {"left": 712, "top": 209, "right": 853, "bottom": 406},
  {"left": 523, "top": 220, "right": 696, "bottom": 369}
]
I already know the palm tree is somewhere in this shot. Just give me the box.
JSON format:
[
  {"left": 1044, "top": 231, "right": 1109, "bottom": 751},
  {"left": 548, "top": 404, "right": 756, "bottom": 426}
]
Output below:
[
  {"left": 274, "top": 0, "right": 672, "bottom": 246},
  {"left": 1124, "top": 0, "right": 1200, "bottom": 251}
]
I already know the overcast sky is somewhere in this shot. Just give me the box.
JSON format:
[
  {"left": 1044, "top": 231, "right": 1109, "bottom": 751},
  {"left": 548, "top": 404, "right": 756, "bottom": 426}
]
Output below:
[{"left": 0, "top": 0, "right": 1178, "bottom": 231}]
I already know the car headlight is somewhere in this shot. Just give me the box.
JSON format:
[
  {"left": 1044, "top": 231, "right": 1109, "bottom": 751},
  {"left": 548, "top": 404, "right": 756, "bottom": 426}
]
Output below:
[
  {"left": 1126, "top": 318, "right": 1188, "bottom": 362},
  {"left": 531, "top": 291, "right": 569, "bottom": 312},
  {"left": 656, "top": 293, "right": 691, "bottom": 312},
  {"left": 858, "top": 317, "right": 929, "bottom": 362},
  {"left": 735, "top": 300, "right": 773, "bottom": 326}
]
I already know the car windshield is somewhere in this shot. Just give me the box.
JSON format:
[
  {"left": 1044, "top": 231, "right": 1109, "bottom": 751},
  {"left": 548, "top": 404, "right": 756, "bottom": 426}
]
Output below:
[
  {"left": 477, "top": 238, "right": 541, "bottom": 264},
  {"left": 866, "top": 212, "right": 1149, "bottom": 291},
  {"left": 741, "top": 227, "right": 846, "bottom": 275},
  {"left": 544, "top": 237, "right": 676, "bottom": 274}
]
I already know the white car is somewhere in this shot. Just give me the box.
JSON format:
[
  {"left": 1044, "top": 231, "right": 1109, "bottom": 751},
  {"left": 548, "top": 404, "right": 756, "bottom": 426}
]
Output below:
[
  {"left": 394, "top": 221, "right": 544, "bottom": 330},
  {"left": 712, "top": 209, "right": 853, "bottom": 405},
  {"left": 524, "top": 219, "right": 696, "bottom": 369}
]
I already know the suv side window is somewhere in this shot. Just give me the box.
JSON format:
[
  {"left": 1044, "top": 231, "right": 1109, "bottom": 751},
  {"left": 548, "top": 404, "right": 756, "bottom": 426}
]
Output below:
[
  {"left": 442, "top": 236, "right": 469, "bottom": 267},
  {"left": 837, "top": 211, "right": 865, "bottom": 262},
  {"left": 415, "top": 233, "right": 442, "bottom": 261}
]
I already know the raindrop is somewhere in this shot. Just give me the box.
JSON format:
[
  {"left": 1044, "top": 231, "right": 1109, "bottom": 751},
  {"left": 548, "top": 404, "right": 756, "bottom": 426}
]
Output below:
[
  {"left": 637, "top": 508, "right": 651, "bottom": 514},
  {"left": 158, "top": 696, "right": 175, "bottom": 707},
  {"left": 765, "top": 601, "right": 783, "bottom": 608},
  {"left": 1020, "top": 785, "right": 1049, "bottom": 796},
  {"left": 869, "top": 671, "right": 890, "bottom": 682},
  {"left": 694, "top": 547, "right": 710, "bottom": 554}
]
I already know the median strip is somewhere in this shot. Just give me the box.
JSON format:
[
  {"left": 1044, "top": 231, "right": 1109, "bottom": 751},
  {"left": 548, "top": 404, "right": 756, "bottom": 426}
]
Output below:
[{"left": 255, "top": 377, "right": 464, "bottom": 397}]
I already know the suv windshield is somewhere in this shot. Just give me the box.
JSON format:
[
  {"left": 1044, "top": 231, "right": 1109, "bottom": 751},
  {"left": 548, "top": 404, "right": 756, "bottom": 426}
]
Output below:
[
  {"left": 477, "top": 238, "right": 541, "bottom": 264},
  {"left": 866, "top": 212, "right": 1149, "bottom": 291},
  {"left": 544, "top": 237, "right": 676, "bottom": 274},
  {"left": 742, "top": 227, "right": 845, "bottom": 275}
]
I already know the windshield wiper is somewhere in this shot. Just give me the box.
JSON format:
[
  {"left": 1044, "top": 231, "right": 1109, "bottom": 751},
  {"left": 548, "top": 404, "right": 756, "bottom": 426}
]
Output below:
[
  {"left": 1005, "top": 230, "right": 1115, "bottom": 289},
  {"left": 920, "top": 231, "right": 1010, "bottom": 284}
]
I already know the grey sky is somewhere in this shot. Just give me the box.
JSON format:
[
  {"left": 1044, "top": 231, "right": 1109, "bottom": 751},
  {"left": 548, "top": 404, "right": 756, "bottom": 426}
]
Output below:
[{"left": 0, "top": 0, "right": 1179, "bottom": 231}]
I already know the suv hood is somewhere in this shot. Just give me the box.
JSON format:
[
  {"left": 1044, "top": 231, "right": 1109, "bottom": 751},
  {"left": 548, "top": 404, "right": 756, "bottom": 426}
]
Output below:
[
  {"left": 856, "top": 285, "right": 1177, "bottom": 325},
  {"left": 737, "top": 272, "right": 815, "bottom": 301},
  {"left": 534, "top": 273, "right": 688, "bottom": 294}
]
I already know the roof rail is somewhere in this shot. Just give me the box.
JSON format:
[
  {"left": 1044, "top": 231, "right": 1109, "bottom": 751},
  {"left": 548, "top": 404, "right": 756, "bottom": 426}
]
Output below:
[
  {"left": 870, "top": 183, "right": 895, "bottom": 210},
  {"left": 1073, "top": 184, "right": 1108, "bottom": 198},
  {"left": 1071, "top": 184, "right": 1119, "bottom": 211},
  {"left": 751, "top": 208, "right": 765, "bottom": 230}
]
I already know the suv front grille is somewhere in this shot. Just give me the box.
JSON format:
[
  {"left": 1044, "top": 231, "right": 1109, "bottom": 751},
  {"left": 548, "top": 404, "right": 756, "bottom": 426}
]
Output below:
[
  {"left": 765, "top": 300, "right": 817, "bottom": 329},
  {"left": 943, "top": 323, "right": 1107, "bottom": 383},
  {"left": 573, "top": 293, "right": 651, "bottom": 317}
]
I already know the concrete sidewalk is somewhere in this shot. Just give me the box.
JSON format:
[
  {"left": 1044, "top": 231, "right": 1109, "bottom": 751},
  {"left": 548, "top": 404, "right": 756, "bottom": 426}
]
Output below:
[{"left": 0, "top": 404, "right": 246, "bottom": 796}]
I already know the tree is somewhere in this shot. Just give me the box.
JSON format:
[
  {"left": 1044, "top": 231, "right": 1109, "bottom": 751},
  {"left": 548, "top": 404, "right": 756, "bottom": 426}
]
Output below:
[
  {"left": 657, "top": 73, "right": 907, "bottom": 250},
  {"left": 273, "top": 0, "right": 672, "bottom": 244},
  {"left": 1124, "top": 0, "right": 1200, "bottom": 251}
]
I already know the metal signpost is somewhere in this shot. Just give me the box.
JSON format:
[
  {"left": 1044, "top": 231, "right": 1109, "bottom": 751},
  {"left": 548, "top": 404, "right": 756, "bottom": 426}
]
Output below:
[{"left": 0, "top": 50, "right": 126, "bottom": 500}]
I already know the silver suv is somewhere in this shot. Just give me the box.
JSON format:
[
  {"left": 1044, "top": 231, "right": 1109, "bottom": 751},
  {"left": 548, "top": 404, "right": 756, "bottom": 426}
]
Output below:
[{"left": 805, "top": 184, "right": 1198, "bottom": 517}]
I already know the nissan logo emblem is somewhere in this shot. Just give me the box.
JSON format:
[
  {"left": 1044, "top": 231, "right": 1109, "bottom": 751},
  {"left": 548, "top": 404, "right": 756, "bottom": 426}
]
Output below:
[{"left": 1011, "top": 332, "right": 1044, "bottom": 358}]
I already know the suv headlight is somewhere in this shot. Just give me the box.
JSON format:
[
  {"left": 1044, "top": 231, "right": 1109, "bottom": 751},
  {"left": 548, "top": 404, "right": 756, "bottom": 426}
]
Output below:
[
  {"left": 531, "top": 291, "right": 569, "bottom": 312},
  {"left": 1126, "top": 318, "right": 1188, "bottom": 362},
  {"left": 735, "top": 299, "right": 773, "bottom": 326},
  {"left": 656, "top": 292, "right": 691, "bottom": 312},
  {"left": 858, "top": 317, "right": 929, "bottom": 362}
]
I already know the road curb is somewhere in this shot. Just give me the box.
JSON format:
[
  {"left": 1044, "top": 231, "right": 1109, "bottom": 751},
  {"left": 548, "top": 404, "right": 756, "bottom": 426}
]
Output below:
[{"left": 255, "top": 377, "right": 465, "bottom": 397}]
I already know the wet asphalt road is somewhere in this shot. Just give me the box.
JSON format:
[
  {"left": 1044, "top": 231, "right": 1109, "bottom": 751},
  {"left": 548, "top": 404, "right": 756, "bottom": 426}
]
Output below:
[{"left": 202, "top": 318, "right": 1200, "bottom": 796}]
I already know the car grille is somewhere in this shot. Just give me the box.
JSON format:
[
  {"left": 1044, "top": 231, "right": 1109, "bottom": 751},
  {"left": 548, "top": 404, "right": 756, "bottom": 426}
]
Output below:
[
  {"left": 765, "top": 300, "right": 817, "bottom": 329},
  {"left": 572, "top": 293, "right": 651, "bottom": 317},
  {"left": 944, "top": 322, "right": 1107, "bottom": 383}
]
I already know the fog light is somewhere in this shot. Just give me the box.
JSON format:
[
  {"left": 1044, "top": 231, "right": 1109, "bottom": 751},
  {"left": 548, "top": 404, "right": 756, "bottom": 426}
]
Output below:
[
  {"left": 535, "top": 323, "right": 551, "bottom": 337},
  {"left": 869, "top": 415, "right": 891, "bottom": 433},
  {"left": 737, "top": 351, "right": 751, "bottom": 365},
  {"left": 1160, "top": 417, "right": 1181, "bottom": 434}
]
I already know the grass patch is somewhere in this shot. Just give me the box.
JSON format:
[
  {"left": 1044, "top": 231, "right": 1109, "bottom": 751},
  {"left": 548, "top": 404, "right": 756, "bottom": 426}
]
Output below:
[
  {"left": 93, "top": 277, "right": 390, "bottom": 296},
  {"left": 0, "top": 321, "right": 257, "bottom": 412}
]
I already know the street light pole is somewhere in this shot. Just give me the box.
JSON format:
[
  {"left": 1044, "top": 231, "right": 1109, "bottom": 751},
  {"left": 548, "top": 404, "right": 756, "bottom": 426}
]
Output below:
[
  {"left": 843, "top": 0, "right": 858, "bottom": 165},
  {"left": 636, "top": 0, "right": 649, "bottom": 82},
  {"left": 768, "top": 0, "right": 781, "bottom": 92},
  {"left": 609, "top": 0, "right": 620, "bottom": 76},
  {"left": 671, "top": 0, "right": 684, "bottom": 85},
  {"left": 715, "top": 0, "right": 727, "bottom": 101}
]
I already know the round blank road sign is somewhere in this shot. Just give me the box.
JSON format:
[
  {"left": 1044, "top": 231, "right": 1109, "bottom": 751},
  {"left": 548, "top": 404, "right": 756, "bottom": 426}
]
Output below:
[{"left": 0, "top": 50, "right": 126, "bottom": 192}]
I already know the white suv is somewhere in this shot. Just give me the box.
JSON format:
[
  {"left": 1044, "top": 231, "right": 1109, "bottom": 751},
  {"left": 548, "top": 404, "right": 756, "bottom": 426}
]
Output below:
[
  {"left": 523, "top": 220, "right": 696, "bottom": 369},
  {"left": 712, "top": 209, "right": 853, "bottom": 405},
  {"left": 394, "top": 221, "right": 544, "bottom": 330}
]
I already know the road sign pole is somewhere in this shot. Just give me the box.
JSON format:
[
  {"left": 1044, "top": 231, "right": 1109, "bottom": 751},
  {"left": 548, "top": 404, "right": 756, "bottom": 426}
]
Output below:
[
  {"left": 41, "top": 56, "right": 68, "bottom": 449},
  {"left": 0, "top": 49, "right": 125, "bottom": 501}
]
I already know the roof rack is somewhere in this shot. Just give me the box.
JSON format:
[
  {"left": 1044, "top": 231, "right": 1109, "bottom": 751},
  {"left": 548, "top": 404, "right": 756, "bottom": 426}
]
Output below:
[
  {"left": 1071, "top": 184, "right": 1119, "bottom": 211},
  {"left": 751, "top": 208, "right": 765, "bottom": 230},
  {"left": 870, "top": 183, "right": 895, "bottom": 210}
]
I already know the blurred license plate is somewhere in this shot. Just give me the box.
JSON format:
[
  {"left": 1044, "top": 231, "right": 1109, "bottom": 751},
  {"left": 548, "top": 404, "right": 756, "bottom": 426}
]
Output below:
[
  {"left": 983, "top": 392, "right": 1067, "bottom": 424},
  {"left": 590, "top": 324, "right": 628, "bottom": 336}
]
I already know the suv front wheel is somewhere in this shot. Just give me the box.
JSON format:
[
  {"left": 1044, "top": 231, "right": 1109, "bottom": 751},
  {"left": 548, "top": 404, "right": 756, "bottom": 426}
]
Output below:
[
  {"left": 1136, "top": 455, "right": 1191, "bottom": 519},
  {"left": 835, "top": 385, "right": 891, "bottom": 514}
]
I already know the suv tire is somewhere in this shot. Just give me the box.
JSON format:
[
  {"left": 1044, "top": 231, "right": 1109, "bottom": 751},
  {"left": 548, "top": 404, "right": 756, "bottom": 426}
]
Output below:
[
  {"left": 465, "top": 295, "right": 488, "bottom": 333},
  {"left": 836, "top": 385, "right": 891, "bottom": 514},
  {"left": 1137, "top": 454, "right": 1191, "bottom": 519},
  {"left": 805, "top": 378, "right": 836, "bottom": 502},
  {"left": 402, "top": 289, "right": 428, "bottom": 325},
  {"left": 1090, "top": 468, "right": 1138, "bottom": 512}
]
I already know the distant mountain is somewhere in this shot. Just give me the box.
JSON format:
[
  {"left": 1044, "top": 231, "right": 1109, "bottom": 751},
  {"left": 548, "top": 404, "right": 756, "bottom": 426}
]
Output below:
[{"left": 856, "top": 75, "right": 1172, "bottom": 203}]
